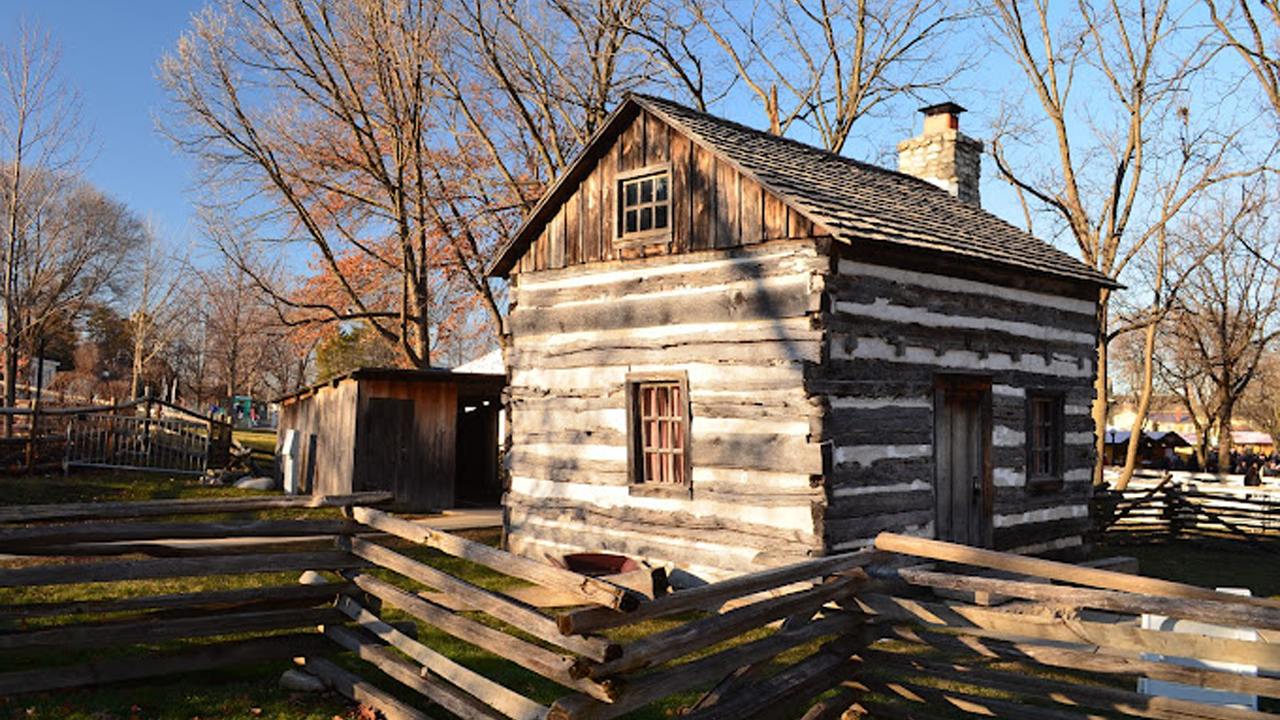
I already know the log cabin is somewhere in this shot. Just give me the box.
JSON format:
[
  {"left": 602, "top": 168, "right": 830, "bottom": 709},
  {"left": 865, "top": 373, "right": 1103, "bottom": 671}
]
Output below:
[{"left": 488, "top": 95, "right": 1116, "bottom": 579}]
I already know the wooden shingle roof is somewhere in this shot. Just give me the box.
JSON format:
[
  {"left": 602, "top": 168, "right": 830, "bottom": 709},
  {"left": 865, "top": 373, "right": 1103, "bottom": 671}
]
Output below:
[{"left": 489, "top": 94, "right": 1115, "bottom": 288}]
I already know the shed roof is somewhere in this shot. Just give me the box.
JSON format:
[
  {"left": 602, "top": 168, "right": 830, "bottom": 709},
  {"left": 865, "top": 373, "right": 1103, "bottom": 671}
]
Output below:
[
  {"left": 489, "top": 94, "right": 1116, "bottom": 290},
  {"left": 274, "top": 367, "right": 505, "bottom": 405}
]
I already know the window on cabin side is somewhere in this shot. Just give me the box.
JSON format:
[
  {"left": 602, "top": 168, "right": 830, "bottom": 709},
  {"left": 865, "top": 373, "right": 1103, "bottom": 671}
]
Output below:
[
  {"left": 1027, "top": 394, "right": 1064, "bottom": 479},
  {"left": 619, "top": 170, "right": 670, "bottom": 240},
  {"left": 629, "top": 374, "right": 689, "bottom": 487}
]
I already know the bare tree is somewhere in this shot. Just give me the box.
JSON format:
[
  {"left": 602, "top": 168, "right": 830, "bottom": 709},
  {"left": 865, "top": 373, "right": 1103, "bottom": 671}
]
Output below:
[
  {"left": 162, "top": 0, "right": 507, "bottom": 370},
  {"left": 1204, "top": 0, "right": 1280, "bottom": 120},
  {"left": 127, "top": 223, "right": 192, "bottom": 398},
  {"left": 1157, "top": 185, "right": 1280, "bottom": 472},
  {"left": 684, "top": 0, "right": 973, "bottom": 152},
  {"left": 0, "top": 21, "right": 94, "bottom": 430},
  {"left": 983, "top": 0, "right": 1255, "bottom": 482}
]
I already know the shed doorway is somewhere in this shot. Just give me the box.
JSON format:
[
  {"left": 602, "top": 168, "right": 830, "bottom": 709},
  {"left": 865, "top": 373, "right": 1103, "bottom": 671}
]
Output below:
[{"left": 934, "top": 377, "right": 992, "bottom": 546}]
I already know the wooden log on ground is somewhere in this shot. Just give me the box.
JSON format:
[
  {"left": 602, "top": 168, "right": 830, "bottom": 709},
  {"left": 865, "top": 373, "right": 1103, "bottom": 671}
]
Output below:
[
  {"left": 548, "top": 611, "right": 865, "bottom": 720},
  {"left": 341, "top": 536, "right": 619, "bottom": 663},
  {"left": 879, "top": 625, "right": 1280, "bottom": 701},
  {"left": 875, "top": 532, "right": 1280, "bottom": 610},
  {"left": 0, "top": 551, "right": 365, "bottom": 588},
  {"left": 867, "top": 651, "right": 1280, "bottom": 720},
  {"left": 558, "top": 548, "right": 886, "bottom": 636},
  {"left": 349, "top": 506, "right": 641, "bottom": 612},
  {"left": 0, "top": 606, "right": 343, "bottom": 653},
  {"left": 0, "top": 492, "right": 393, "bottom": 523},
  {"left": 323, "top": 625, "right": 514, "bottom": 720},
  {"left": 0, "top": 582, "right": 352, "bottom": 619},
  {"left": 869, "top": 566, "right": 1280, "bottom": 631},
  {"left": 296, "top": 656, "right": 436, "bottom": 720},
  {"left": 0, "top": 518, "right": 357, "bottom": 548},
  {"left": 0, "top": 632, "right": 337, "bottom": 696},
  {"left": 854, "top": 592, "right": 1280, "bottom": 672},
  {"left": 586, "top": 576, "right": 861, "bottom": 678},
  {"left": 343, "top": 571, "right": 613, "bottom": 701},
  {"left": 336, "top": 597, "right": 552, "bottom": 719}
]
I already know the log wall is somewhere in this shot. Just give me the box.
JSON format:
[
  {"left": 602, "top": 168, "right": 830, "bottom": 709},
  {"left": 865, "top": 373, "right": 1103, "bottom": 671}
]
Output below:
[
  {"left": 815, "top": 256, "right": 1099, "bottom": 556},
  {"left": 505, "top": 241, "right": 829, "bottom": 578}
]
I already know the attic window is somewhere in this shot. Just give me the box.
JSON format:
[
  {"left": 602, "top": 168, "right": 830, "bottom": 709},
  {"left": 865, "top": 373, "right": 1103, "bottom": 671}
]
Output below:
[{"left": 618, "top": 167, "right": 670, "bottom": 242}]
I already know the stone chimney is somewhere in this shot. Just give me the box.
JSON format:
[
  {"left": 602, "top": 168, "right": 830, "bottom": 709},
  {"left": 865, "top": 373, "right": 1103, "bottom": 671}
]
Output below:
[{"left": 897, "top": 102, "right": 983, "bottom": 206}]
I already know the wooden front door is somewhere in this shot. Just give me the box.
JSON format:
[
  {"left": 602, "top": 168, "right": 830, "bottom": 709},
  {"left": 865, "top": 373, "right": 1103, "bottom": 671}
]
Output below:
[{"left": 934, "top": 377, "right": 992, "bottom": 546}]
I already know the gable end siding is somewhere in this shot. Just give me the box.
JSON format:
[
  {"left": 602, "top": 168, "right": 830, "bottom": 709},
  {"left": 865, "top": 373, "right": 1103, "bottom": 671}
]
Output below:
[{"left": 517, "top": 110, "right": 817, "bottom": 275}]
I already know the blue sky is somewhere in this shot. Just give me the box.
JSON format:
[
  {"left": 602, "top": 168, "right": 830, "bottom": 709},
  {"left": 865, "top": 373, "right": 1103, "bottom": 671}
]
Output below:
[{"left": 7, "top": 0, "right": 207, "bottom": 246}]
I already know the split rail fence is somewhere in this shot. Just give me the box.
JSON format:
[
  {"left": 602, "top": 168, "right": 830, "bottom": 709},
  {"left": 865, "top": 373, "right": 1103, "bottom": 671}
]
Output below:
[
  {"left": 2, "top": 497, "right": 1279, "bottom": 720},
  {"left": 1095, "top": 473, "right": 1280, "bottom": 548}
]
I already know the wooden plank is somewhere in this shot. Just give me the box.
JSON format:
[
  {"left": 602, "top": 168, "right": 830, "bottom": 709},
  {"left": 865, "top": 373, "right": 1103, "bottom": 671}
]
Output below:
[
  {"left": 875, "top": 532, "right": 1280, "bottom": 609},
  {"left": 0, "top": 632, "right": 337, "bottom": 697},
  {"left": 341, "top": 537, "right": 619, "bottom": 663},
  {"left": 739, "top": 175, "right": 763, "bottom": 245},
  {"left": 342, "top": 571, "right": 615, "bottom": 702},
  {"left": 0, "top": 607, "right": 342, "bottom": 653},
  {"left": 564, "top": 185, "right": 581, "bottom": 267},
  {"left": 601, "top": 144, "right": 617, "bottom": 260},
  {"left": 669, "top": 130, "right": 692, "bottom": 254},
  {"left": 557, "top": 548, "right": 885, "bottom": 635},
  {"left": 549, "top": 206, "right": 566, "bottom": 269},
  {"left": 866, "top": 652, "right": 1280, "bottom": 720},
  {"left": 690, "top": 144, "right": 714, "bottom": 251},
  {"left": 337, "top": 598, "right": 551, "bottom": 720},
  {"left": 351, "top": 506, "right": 641, "bottom": 613},
  {"left": 644, "top": 111, "right": 669, "bottom": 165},
  {"left": 713, "top": 158, "right": 739, "bottom": 248},
  {"left": 762, "top": 191, "right": 788, "bottom": 240},
  {"left": 0, "top": 518, "right": 357, "bottom": 548},
  {"left": 0, "top": 551, "right": 365, "bottom": 588},
  {"left": 582, "top": 164, "right": 601, "bottom": 263},
  {"left": 680, "top": 642, "right": 862, "bottom": 720},
  {"left": 0, "top": 493, "right": 393, "bottom": 523},
  {"left": 789, "top": 207, "right": 814, "bottom": 238},
  {"left": 873, "top": 566, "right": 1280, "bottom": 631},
  {"left": 0, "top": 582, "right": 352, "bottom": 620},
  {"left": 297, "top": 656, "right": 436, "bottom": 720},
  {"left": 586, "top": 576, "right": 860, "bottom": 678},
  {"left": 324, "top": 624, "right": 510, "bottom": 720},
  {"left": 619, "top": 116, "right": 644, "bottom": 172},
  {"left": 855, "top": 592, "right": 1280, "bottom": 672},
  {"left": 548, "top": 614, "right": 865, "bottom": 720},
  {"left": 880, "top": 625, "right": 1280, "bottom": 701}
]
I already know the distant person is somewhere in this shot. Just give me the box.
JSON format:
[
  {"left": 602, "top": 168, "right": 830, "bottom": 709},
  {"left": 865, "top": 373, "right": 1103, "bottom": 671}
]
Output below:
[{"left": 1245, "top": 460, "right": 1262, "bottom": 487}]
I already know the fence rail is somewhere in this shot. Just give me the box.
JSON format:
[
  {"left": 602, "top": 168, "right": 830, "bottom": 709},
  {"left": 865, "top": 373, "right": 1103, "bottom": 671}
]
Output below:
[
  {"left": 60, "top": 396, "right": 233, "bottom": 475},
  {"left": 2, "top": 498, "right": 1278, "bottom": 720},
  {"left": 1096, "top": 472, "right": 1280, "bottom": 547}
]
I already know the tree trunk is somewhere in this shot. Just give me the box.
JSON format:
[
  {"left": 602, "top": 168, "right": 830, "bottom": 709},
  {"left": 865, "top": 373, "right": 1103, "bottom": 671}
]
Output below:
[
  {"left": 1117, "top": 320, "right": 1160, "bottom": 491},
  {"left": 1217, "top": 402, "right": 1234, "bottom": 473},
  {"left": 1092, "top": 295, "right": 1111, "bottom": 485}
]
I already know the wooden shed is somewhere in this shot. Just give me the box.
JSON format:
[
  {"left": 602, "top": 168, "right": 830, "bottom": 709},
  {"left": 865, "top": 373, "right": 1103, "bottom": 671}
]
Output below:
[
  {"left": 489, "top": 94, "right": 1116, "bottom": 580},
  {"left": 274, "top": 368, "right": 505, "bottom": 512}
]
